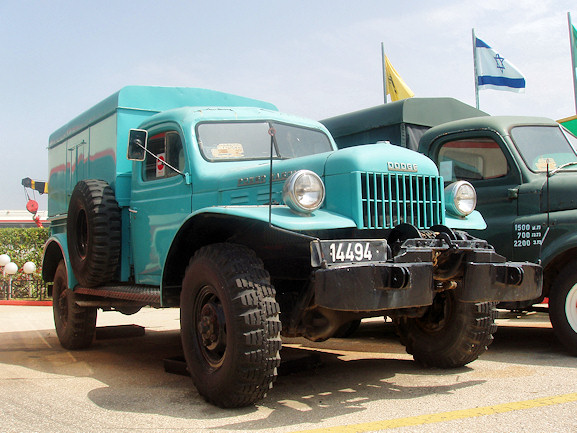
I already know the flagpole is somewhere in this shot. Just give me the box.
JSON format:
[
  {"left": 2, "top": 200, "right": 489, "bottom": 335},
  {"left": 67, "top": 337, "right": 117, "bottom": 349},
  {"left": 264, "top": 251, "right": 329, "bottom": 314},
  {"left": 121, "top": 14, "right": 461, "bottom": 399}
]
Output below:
[
  {"left": 569, "top": 12, "right": 577, "bottom": 114},
  {"left": 472, "top": 28, "right": 480, "bottom": 110},
  {"left": 381, "top": 42, "right": 388, "bottom": 104}
]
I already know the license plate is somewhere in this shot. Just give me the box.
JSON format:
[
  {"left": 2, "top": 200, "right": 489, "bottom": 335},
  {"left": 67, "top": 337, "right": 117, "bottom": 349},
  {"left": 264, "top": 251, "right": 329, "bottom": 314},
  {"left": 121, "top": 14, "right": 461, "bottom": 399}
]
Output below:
[{"left": 311, "top": 240, "right": 388, "bottom": 267}]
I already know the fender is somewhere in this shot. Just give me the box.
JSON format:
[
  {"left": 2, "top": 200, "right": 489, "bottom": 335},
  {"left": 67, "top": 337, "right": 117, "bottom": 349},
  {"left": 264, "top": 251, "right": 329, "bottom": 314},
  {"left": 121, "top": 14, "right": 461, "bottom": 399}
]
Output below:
[
  {"left": 445, "top": 210, "right": 487, "bottom": 230},
  {"left": 42, "top": 234, "right": 78, "bottom": 289},
  {"left": 160, "top": 205, "right": 483, "bottom": 293},
  {"left": 159, "top": 205, "right": 356, "bottom": 304},
  {"left": 187, "top": 205, "right": 357, "bottom": 230},
  {"left": 540, "top": 230, "right": 577, "bottom": 269}
]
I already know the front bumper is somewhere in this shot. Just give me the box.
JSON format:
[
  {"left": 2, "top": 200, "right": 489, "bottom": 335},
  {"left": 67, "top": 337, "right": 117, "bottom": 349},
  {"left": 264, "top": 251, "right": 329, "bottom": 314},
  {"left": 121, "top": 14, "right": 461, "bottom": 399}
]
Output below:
[{"left": 311, "top": 237, "right": 542, "bottom": 312}]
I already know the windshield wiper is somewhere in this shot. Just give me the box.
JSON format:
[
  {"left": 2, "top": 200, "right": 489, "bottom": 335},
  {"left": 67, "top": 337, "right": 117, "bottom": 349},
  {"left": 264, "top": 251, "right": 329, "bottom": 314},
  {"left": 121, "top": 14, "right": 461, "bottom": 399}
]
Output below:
[{"left": 550, "top": 161, "right": 577, "bottom": 175}]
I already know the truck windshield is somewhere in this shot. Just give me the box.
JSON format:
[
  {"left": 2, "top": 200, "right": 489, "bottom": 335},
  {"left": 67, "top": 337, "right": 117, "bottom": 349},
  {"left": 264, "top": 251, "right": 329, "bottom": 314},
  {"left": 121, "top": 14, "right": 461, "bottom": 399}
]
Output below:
[
  {"left": 511, "top": 125, "right": 577, "bottom": 172},
  {"left": 196, "top": 121, "right": 333, "bottom": 161}
]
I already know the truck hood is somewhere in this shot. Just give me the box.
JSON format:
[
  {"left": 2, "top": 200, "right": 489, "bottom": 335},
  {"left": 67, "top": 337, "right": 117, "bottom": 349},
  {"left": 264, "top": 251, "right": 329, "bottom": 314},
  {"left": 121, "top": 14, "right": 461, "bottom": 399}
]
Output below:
[
  {"left": 324, "top": 142, "right": 439, "bottom": 177},
  {"left": 190, "top": 142, "right": 447, "bottom": 230},
  {"left": 206, "top": 142, "right": 439, "bottom": 193}
]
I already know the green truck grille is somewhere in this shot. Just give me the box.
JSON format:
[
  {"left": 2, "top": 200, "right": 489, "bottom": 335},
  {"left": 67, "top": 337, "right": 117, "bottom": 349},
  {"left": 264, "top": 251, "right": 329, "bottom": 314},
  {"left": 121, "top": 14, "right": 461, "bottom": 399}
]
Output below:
[{"left": 360, "top": 172, "right": 444, "bottom": 229}]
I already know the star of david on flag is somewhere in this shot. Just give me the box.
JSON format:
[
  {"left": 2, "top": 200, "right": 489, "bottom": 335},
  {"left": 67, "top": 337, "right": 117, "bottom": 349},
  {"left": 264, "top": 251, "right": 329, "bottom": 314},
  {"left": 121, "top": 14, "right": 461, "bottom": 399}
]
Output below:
[{"left": 474, "top": 37, "right": 526, "bottom": 93}]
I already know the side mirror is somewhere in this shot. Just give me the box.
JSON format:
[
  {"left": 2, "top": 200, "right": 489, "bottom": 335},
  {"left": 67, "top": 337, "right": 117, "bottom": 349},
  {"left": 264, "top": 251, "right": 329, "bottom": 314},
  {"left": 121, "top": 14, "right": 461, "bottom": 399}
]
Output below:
[{"left": 127, "top": 129, "right": 148, "bottom": 161}]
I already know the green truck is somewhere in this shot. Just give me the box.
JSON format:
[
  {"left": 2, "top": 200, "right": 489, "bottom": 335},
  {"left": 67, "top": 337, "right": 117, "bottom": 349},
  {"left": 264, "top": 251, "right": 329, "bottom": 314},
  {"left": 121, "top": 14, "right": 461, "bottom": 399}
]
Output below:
[
  {"left": 41, "top": 87, "right": 541, "bottom": 408},
  {"left": 322, "top": 97, "right": 577, "bottom": 355},
  {"left": 560, "top": 114, "right": 577, "bottom": 136}
]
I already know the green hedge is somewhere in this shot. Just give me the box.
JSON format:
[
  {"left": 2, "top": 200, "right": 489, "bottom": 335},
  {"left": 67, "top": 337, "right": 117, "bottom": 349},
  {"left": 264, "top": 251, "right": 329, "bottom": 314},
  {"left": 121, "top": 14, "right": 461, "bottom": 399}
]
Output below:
[{"left": 0, "top": 228, "right": 49, "bottom": 277}]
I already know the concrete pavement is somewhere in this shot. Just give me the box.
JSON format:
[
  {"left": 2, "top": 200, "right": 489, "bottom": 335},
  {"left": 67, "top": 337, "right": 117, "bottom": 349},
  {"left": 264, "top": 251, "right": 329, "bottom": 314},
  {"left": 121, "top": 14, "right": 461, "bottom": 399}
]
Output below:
[{"left": 0, "top": 305, "right": 575, "bottom": 433}]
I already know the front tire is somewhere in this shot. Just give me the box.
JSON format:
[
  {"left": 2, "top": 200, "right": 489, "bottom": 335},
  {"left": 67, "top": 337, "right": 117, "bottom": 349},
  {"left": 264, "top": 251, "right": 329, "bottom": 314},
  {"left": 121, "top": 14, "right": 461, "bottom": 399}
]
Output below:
[
  {"left": 180, "top": 243, "right": 282, "bottom": 408},
  {"left": 395, "top": 291, "right": 497, "bottom": 368},
  {"left": 52, "top": 260, "right": 97, "bottom": 349},
  {"left": 549, "top": 261, "right": 577, "bottom": 356}
]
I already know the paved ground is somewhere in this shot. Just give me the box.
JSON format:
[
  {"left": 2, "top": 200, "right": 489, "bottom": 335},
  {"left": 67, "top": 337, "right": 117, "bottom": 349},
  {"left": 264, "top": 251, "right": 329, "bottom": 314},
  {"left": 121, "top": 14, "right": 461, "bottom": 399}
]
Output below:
[{"left": 0, "top": 305, "right": 576, "bottom": 433}]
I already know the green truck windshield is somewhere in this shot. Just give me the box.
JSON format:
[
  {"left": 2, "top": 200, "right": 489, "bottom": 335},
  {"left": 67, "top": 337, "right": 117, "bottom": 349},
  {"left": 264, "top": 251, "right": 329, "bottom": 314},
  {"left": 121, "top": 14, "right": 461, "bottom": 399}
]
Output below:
[
  {"left": 197, "top": 121, "right": 333, "bottom": 161},
  {"left": 511, "top": 125, "right": 577, "bottom": 172}
]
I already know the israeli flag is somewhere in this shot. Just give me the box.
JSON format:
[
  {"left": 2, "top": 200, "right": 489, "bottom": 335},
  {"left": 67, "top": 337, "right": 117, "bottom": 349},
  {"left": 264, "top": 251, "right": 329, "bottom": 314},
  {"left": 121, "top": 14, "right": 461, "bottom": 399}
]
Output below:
[{"left": 475, "top": 37, "right": 526, "bottom": 92}]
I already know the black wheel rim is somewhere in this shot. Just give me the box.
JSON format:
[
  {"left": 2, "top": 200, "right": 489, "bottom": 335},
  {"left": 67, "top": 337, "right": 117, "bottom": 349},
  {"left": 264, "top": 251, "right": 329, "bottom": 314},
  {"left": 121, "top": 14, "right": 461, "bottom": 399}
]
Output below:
[
  {"left": 75, "top": 209, "right": 88, "bottom": 259},
  {"left": 194, "top": 285, "right": 227, "bottom": 369}
]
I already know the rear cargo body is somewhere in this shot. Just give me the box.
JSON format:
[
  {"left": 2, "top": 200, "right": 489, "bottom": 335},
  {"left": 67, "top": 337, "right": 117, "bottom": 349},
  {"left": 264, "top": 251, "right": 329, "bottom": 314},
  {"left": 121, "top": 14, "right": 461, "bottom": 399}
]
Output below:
[{"left": 47, "top": 86, "right": 277, "bottom": 217}]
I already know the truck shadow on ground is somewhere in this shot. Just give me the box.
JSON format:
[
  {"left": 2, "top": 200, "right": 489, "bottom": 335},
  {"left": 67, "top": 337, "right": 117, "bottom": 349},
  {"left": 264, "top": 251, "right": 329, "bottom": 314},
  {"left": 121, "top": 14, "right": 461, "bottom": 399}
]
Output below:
[
  {"left": 0, "top": 315, "right": 574, "bottom": 430},
  {"left": 83, "top": 339, "right": 485, "bottom": 426},
  {"left": 0, "top": 324, "right": 480, "bottom": 424},
  {"left": 214, "top": 348, "right": 484, "bottom": 431},
  {"left": 368, "top": 317, "right": 575, "bottom": 364},
  {"left": 487, "top": 322, "right": 572, "bottom": 363}
]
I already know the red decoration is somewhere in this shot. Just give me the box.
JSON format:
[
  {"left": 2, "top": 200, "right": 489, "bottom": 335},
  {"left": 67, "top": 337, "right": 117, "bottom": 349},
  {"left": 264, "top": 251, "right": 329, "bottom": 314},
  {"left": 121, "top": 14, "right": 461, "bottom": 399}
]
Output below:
[{"left": 26, "top": 199, "right": 39, "bottom": 214}]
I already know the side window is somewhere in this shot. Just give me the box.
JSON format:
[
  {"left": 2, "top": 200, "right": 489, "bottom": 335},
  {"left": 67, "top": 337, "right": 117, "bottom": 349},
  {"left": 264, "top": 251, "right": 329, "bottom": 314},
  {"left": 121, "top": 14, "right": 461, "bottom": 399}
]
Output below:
[
  {"left": 143, "top": 131, "right": 184, "bottom": 181},
  {"left": 437, "top": 138, "right": 509, "bottom": 182}
]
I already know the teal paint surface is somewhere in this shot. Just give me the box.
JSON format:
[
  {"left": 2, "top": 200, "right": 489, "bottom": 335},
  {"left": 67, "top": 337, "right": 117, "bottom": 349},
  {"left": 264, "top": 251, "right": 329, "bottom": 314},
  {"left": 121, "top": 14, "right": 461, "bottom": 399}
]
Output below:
[{"left": 48, "top": 87, "right": 457, "bottom": 296}]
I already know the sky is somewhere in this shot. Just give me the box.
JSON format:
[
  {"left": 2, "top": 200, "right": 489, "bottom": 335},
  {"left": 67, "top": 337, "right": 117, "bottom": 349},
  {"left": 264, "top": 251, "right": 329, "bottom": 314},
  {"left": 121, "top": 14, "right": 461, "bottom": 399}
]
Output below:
[{"left": 1, "top": 0, "right": 576, "bottom": 211}]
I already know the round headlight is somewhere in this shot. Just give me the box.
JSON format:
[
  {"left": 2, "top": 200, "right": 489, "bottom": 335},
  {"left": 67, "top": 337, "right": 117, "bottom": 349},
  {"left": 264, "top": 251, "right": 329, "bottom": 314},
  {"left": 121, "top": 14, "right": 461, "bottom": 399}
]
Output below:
[
  {"left": 445, "top": 181, "right": 477, "bottom": 217},
  {"left": 283, "top": 170, "right": 325, "bottom": 214}
]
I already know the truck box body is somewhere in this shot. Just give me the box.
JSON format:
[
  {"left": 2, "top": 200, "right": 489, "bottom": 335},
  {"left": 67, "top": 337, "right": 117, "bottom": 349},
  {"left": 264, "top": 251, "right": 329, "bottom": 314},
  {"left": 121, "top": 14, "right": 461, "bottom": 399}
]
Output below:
[{"left": 321, "top": 97, "right": 487, "bottom": 151}]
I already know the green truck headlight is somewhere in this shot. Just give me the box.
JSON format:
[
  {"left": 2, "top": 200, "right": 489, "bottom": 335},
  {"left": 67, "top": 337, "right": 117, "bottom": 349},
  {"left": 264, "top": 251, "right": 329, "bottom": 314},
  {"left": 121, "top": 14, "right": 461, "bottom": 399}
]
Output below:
[
  {"left": 445, "top": 181, "right": 477, "bottom": 217},
  {"left": 283, "top": 170, "right": 325, "bottom": 213}
]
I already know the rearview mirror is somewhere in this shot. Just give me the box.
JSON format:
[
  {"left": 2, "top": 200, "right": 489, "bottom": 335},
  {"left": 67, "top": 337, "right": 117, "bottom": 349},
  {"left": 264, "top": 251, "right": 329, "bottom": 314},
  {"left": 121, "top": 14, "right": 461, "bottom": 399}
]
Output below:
[{"left": 127, "top": 129, "right": 148, "bottom": 161}]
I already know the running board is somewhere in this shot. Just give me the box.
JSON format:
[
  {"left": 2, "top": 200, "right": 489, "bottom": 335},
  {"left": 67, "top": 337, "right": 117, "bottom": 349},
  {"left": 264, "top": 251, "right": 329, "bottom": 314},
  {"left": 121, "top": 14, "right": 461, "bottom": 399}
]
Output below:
[{"left": 74, "top": 285, "right": 161, "bottom": 307}]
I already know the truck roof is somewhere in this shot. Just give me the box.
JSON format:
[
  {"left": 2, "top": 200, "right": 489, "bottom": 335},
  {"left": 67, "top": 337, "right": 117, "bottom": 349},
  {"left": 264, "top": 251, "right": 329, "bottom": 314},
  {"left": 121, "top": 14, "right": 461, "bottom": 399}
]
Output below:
[
  {"left": 49, "top": 86, "right": 278, "bottom": 148},
  {"left": 422, "top": 114, "right": 558, "bottom": 136},
  {"left": 139, "top": 106, "right": 328, "bottom": 130},
  {"left": 418, "top": 115, "right": 558, "bottom": 153},
  {"left": 321, "top": 97, "right": 488, "bottom": 138}
]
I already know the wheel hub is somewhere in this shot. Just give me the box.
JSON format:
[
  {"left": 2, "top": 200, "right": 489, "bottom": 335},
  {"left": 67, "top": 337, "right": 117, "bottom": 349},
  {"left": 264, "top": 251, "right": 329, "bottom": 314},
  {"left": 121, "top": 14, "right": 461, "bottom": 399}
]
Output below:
[
  {"left": 196, "top": 292, "right": 227, "bottom": 366},
  {"left": 75, "top": 210, "right": 88, "bottom": 259},
  {"left": 199, "top": 303, "right": 221, "bottom": 350}
]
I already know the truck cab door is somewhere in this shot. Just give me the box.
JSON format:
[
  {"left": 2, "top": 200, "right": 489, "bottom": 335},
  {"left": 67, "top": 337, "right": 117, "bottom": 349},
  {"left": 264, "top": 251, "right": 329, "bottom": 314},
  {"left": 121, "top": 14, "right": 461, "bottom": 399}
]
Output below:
[
  {"left": 129, "top": 127, "right": 192, "bottom": 286},
  {"left": 432, "top": 133, "right": 521, "bottom": 260}
]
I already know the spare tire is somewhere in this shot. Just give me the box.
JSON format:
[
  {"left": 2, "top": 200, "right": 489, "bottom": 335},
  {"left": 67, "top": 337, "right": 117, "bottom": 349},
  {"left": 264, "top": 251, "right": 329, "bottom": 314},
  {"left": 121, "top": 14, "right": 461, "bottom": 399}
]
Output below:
[{"left": 67, "top": 179, "right": 121, "bottom": 287}]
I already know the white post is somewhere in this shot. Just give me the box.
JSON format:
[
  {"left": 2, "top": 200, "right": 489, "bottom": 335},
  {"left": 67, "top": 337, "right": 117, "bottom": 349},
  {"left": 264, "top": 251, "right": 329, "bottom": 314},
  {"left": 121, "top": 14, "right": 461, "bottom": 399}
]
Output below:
[
  {"left": 569, "top": 13, "right": 577, "bottom": 115},
  {"left": 381, "top": 42, "right": 388, "bottom": 104},
  {"left": 23, "top": 262, "right": 37, "bottom": 298},
  {"left": 472, "top": 28, "right": 480, "bottom": 110},
  {"left": 4, "top": 262, "right": 18, "bottom": 300}
]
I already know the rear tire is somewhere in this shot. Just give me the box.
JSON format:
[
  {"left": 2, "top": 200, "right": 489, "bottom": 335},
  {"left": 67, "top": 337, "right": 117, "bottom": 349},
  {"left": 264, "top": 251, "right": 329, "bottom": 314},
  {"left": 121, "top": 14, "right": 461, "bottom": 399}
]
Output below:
[
  {"left": 395, "top": 291, "right": 497, "bottom": 368},
  {"left": 180, "top": 243, "right": 282, "bottom": 408},
  {"left": 549, "top": 262, "right": 577, "bottom": 356},
  {"left": 67, "top": 179, "right": 121, "bottom": 287},
  {"left": 52, "top": 261, "right": 97, "bottom": 350}
]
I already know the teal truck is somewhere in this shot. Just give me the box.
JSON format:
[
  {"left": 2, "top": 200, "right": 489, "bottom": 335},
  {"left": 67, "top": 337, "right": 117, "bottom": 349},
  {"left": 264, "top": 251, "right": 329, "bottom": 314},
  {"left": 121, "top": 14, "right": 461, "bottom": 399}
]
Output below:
[
  {"left": 42, "top": 87, "right": 541, "bottom": 408},
  {"left": 322, "top": 97, "right": 577, "bottom": 356}
]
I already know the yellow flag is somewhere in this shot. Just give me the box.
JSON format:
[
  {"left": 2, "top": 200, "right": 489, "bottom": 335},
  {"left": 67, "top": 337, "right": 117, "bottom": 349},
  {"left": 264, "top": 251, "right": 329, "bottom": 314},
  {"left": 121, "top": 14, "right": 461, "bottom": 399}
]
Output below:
[{"left": 385, "top": 55, "right": 414, "bottom": 101}]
